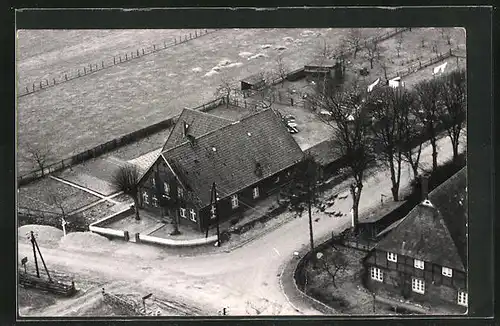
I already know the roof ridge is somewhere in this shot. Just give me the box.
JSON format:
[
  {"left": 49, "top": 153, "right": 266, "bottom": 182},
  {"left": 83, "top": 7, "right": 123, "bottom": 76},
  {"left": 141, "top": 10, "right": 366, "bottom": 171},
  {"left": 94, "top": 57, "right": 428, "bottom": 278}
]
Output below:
[
  {"left": 162, "top": 109, "right": 277, "bottom": 155},
  {"left": 182, "top": 107, "right": 234, "bottom": 122},
  {"left": 429, "top": 166, "right": 466, "bottom": 197}
]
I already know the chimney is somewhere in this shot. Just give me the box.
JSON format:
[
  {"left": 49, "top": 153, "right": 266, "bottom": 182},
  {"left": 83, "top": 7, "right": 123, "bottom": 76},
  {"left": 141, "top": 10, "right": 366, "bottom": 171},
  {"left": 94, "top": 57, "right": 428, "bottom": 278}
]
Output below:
[
  {"left": 183, "top": 121, "right": 190, "bottom": 137},
  {"left": 421, "top": 174, "right": 429, "bottom": 201}
]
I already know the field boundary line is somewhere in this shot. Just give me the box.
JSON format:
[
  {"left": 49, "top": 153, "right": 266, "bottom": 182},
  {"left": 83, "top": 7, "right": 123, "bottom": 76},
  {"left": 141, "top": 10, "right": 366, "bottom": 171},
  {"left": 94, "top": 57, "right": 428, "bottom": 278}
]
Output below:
[{"left": 49, "top": 175, "right": 120, "bottom": 205}]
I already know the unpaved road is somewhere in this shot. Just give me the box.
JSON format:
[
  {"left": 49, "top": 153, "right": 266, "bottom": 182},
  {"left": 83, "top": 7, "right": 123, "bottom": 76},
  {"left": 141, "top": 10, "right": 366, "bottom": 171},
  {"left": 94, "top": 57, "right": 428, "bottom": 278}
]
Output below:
[{"left": 18, "top": 133, "right": 464, "bottom": 316}]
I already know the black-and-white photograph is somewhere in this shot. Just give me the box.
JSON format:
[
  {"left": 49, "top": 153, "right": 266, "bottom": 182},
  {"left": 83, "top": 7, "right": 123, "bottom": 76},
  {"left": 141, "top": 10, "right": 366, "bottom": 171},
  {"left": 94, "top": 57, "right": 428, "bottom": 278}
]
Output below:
[{"left": 16, "top": 22, "right": 469, "bottom": 317}]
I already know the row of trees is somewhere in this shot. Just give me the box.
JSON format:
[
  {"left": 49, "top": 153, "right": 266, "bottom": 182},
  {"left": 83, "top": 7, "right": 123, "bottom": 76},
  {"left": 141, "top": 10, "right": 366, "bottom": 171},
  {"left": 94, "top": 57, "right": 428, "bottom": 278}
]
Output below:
[{"left": 294, "top": 68, "right": 465, "bottom": 234}]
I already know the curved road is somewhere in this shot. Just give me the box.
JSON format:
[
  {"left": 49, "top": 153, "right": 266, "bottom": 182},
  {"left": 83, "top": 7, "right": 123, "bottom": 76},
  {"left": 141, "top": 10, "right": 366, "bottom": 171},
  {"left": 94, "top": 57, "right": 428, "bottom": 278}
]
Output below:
[{"left": 18, "top": 133, "right": 463, "bottom": 316}]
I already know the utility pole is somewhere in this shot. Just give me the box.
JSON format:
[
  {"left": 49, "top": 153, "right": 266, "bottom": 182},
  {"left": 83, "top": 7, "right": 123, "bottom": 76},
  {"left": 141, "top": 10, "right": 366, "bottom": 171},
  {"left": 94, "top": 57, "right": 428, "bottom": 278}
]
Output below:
[
  {"left": 31, "top": 231, "right": 52, "bottom": 282},
  {"left": 206, "top": 182, "right": 221, "bottom": 246},
  {"left": 30, "top": 231, "right": 40, "bottom": 278},
  {"left": 307, "top": 181, "right": 314, "bottom": 252}
]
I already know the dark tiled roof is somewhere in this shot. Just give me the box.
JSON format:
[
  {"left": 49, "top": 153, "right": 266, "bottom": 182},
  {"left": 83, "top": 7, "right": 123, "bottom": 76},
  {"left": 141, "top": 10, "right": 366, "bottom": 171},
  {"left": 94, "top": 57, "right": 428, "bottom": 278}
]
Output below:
[
  {"left": 375, "top": 168, "right": 467, "bottom": 272},
  {"left": 304, "top": 139, "right": 343, "bottom": 167},
  {"left": 162, "top": 109, "right": 233, "bottom": 151},
  {"left": 305, "top": 59, "right": 338, "bottom": 68},
  {"left": 162, "top": 109, "right": 305, "bottom": 207},
  {"left": 428, "top": 167, "right": 467, "bottom": 265}
]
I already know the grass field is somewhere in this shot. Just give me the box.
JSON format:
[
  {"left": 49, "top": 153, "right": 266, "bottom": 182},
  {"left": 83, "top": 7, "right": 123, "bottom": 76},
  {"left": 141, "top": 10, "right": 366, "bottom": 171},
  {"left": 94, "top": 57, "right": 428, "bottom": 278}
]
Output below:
[
  {"left": 16, "top": 29, "right": 207, "bottom": 88},
  {"left": 16, "top": 28, "right": 394, "bottom": 174},
  {"left": 18, "top": 177, "right": 100, "bottom": 212}
]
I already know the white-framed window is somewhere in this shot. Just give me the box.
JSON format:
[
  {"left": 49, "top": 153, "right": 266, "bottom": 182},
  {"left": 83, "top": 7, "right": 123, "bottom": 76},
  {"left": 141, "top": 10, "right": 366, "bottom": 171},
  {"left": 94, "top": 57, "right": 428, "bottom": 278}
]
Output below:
[
  {"left": 190, "top": 209, "right": 197, "bottom": 222},
  {"left": 414, "top": 259, "right": 425, "bottom": 270},
  {"left": 412, "top": 277, "right": 425, "bottom": 294},
  {"left": 142, "top": 191, "right": 149, "bottom": 204},
  {"left": 231, "top": 194, "right": 239, "bottom": 209},
  {"left": 180, "top": 208, "right": 186, "bottom": 218},
  {"left": 457, "top": 291, "right": 468, "bottom": 307},
  {"left": 152, "top": 195, "right": 158, "bottom": 207},
  {"left": 210, "top": 205, "right": 217, "bottom": 220},
  {"left": 163, "top": 182, "right": 170, "bottom": 194},
  {"left": 370, "top": 267, "right": 383, "bottom": 282},
  {"left": 178, "top": 187, "right": 184, "bottom": 199},
  {"left": 442, "top": 266, "right": 453, "bottom": 277},
  {"left": 253, "top": 187, "right": 260, "bottom": 199},
  {"left": 387, "top": 252, "right": 398, "bottom": 263}
]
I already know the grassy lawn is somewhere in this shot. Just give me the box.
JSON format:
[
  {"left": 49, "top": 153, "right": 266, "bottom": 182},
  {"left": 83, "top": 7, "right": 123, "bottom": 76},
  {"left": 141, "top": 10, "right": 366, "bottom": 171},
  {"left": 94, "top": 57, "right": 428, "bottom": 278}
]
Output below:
[
  {"left": 18, "top": 177, "right": 100, "bottom": 212},
  {"left": 17, "top": 28, "right": 392, "bottom": 174},
  {"left": 304, "top": 244, "right": 398, "bottom": 315}
]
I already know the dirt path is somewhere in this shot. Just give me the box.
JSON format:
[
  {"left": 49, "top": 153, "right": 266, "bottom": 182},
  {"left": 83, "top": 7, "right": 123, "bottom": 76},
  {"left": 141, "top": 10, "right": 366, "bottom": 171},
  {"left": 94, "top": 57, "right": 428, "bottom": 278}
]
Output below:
[{"left": 18, "top": 132, "right": 464, "bottom": 316}]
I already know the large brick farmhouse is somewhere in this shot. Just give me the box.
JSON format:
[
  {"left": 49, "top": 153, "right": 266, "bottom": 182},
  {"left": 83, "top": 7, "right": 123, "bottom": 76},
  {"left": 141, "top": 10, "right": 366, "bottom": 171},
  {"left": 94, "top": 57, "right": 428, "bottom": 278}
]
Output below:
[
  {"left": 363, "top": 168, "right": 467, "bottom": 312},
  {"left": 136, "top": 108, "right": 304, "bottom": 232}
]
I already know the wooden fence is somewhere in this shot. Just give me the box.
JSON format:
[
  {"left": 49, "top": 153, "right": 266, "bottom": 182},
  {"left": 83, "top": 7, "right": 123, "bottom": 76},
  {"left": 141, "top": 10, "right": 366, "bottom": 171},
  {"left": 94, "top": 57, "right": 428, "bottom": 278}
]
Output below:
[
  {"left": 18, "top": 97, "right": 225, "bottom": 186},
  {"left": 19, "top": 272, "right": 77, "bottom": 296},
  {"left": 19, "top": 29, "right": 219, "bottom": 98},
  {"left": 388, "top": 48, "right": 456, "bottom": 81}
]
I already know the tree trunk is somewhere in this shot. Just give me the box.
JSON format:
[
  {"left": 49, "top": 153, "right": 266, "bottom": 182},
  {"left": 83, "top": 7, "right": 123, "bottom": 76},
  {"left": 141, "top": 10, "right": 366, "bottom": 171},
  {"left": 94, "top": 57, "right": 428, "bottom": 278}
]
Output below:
[
  {"left": 226, "top": 94, "right": 230, "bottom": 108},
  {"left": 370, "top": 58, "right": 374, "bottom": 69},
  {"left": 431, "top": 138, "right": 438, "bottom": 172},
  {"left": 133, "top": 197, "right": 140, "bottom": 220},
  {"left": 388, "top": 153, "right": 399, "bottom": 201},
  {"left": 308, "top": 191, "right": 314, "bottom": 252},
  {"left": 350, "top": 183, "right": 362, "bottom": 234},
  {"left": 172, "top": 208, "right": 180, "bottom": 234}
]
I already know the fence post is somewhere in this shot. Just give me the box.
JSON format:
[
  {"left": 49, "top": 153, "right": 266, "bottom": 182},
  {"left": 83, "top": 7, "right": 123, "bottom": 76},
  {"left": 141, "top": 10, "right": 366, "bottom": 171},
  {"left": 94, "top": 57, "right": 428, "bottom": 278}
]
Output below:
[
  {"left": 137, "top": 49, "right": 139, "bottom": 57},
  {"left": 90, "top": 64, "right": 93, "bottom": 72},
  {"left": 174, "top": 38, "right": 176, "bottom": 45},
  {"left": 142, "top": 48, "right": 145, "bottom": 55},
  {"left": 84, "top": 67, "right": 86, "bottom": 74},
  {"left": 102, "top": 61, "right": 104, "bottom": 68},
  {"left": 33, "top": 83, "right": 35, "bottom": 91},
  {"left": 195, "top": 30, "right": 197, "bottom": 37},
  {"left": 46, "top": 79, "right": 49, "bottom": 86},
  {"left": 119, "top": 56, "right": 122, "bottom": 63},
  {"left": 40, "top": 81, "right": 42, "bottom": 88},
  {"left": 190, "top": 32, "right": 192, "bottom": 39},
  {"left": 113, "top": 57, "right": 116, "bottom": 65},
  {"left": 125, "top": 53, "right": 128, "bottom": 60},
  {"left": 53, "top": 78, "right": 56, "bottom": 85},
  {"left": 153, "top": 44, "right": 156, "bottom": 51}
]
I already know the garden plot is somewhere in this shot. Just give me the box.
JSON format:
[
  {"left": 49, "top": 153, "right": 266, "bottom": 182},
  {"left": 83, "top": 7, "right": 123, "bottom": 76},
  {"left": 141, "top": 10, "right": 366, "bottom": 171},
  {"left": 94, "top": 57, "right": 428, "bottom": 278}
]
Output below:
[
  {"left": 18, "top": 177, "right": 100, "bottom": 212},
  {"left": 79, "top": 201, "right": 118, "bottom": 225},
  {"left": 345, "top": 27, "right": 465, "bottom": 88},
  {"left": 16, "top": 29, "right": 205, "bottom": 88},
  {"left": 17, "top": 28, "right": 390, "bottom": 174}
]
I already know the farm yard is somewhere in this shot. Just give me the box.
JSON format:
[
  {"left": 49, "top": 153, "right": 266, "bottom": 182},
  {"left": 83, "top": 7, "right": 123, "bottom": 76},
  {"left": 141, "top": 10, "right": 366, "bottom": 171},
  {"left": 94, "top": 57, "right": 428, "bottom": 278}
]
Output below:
[{"left": 17, "top": 28, "right": 395, "bottom": 175}]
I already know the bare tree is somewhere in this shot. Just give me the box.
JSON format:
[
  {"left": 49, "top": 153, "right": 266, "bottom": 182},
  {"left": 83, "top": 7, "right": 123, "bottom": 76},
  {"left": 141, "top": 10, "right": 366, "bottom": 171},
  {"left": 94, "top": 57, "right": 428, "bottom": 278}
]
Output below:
[
  {"left": 282, "top": 155, "right": 322, "bottom": 251},
  {"left": 364, "top": 40, "right": 380, "bottom": 69},
  {"left": 343, "top": 28, "right": 364, "bottom": 59},
  {"left": 24, "top": 143, "right": 52, "bottom": 176},
  {"left": 111, "top": 164, "right": 141, "bottom": 220},
  {"left": 214, "top": 75, "right": 237, "bottom": 108},
  {"left": 317, "top": 250, "right": 348, "bottom": 288},
  {"left": 379, "top": 57, "right": 390, "bottom": 80},
  {"left": 420, "top": 36, "right": 426, "bottom": 48},
  {"left": 431, "top": 40, "right": 440, "bottom": 55},
  {"left": 414, "top": 78, "right": 442, "bottom": 172},
  {"left": 253, "top": 71, "right": 277, "bottom": 110},
  {"left": 396, "top": 33, "right": 404, "bottom": 58},
  {"left": 438, "top": 69, "right": 466, "bottom": 163},
  {"left": 48, "top": 192, "right": 67, "bottom": 220},
  {"left": 440, "top": 28, "right": 452, "bottom": 46},
  {"left": 400, "top": 96, "right": 425, "bottom": 180},
  {"left": 307, "top": 81, "right": 374, "bottom": 233},
  {"left": 275, "top": 54, "right": 288, "bottom": 88},
  {"left": 367, "top": 86, "right": 413, "bottom": 201}
]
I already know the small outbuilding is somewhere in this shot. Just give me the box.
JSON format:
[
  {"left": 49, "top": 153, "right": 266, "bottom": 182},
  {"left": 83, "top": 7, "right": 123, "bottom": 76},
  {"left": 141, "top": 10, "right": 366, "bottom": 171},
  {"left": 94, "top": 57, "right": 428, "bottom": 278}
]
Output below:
[{"left": 240, "top": 74, "right": 267, "bottom": 91}]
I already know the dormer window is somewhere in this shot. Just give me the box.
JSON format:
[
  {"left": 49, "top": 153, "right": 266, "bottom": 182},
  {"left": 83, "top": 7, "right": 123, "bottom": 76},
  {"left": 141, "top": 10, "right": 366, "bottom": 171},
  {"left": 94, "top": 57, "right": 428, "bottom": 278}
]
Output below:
[
  {"left": 253, "top": 187, "right": 260, "bottom": 199},
  {"left": 442, "top": 266, "right": 453, "bottom": 277},
  {"left": 387, "top": 252, "right": 398, "bottom": 263}
]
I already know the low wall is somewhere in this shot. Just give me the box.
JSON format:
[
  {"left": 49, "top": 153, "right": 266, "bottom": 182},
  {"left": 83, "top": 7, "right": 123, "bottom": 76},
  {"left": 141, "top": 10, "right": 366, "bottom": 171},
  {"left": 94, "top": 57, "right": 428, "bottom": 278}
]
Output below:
[
  {"left": 90, "top": 207, "right": 134, "bottom": 228},
  {"left": 138, "top": 233, "right": 218, "bottom": 247},
  {"left": 89, "top": 225, "right": 126, "bottom": 239}
]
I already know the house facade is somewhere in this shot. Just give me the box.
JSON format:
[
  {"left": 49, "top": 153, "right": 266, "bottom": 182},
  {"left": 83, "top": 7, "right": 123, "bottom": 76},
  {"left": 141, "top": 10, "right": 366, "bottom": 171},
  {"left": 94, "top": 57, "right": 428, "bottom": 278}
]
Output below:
[
  {"left": 363, "top": 168, "right": 467, "bottom": 312},
  {"left": 136, "top": 108, "right": 304, "bottom": 232}
]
